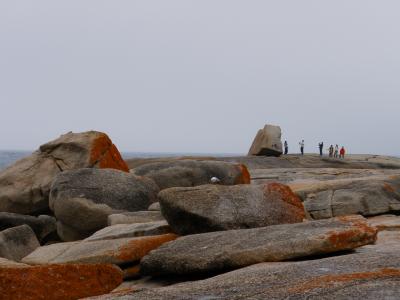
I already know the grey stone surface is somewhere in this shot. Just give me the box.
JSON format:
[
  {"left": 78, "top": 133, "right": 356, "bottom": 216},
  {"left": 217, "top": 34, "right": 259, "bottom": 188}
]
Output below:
[
  {"left": 148, "top": 202, "right": 160, "bottom": 211},
  {"left": 85, "top": 221, "right": 172, "bottom": 241},
  {"left": 49, "top": 168, "right": 159, "bottom": 241},
  {"left": 295, "top": 175, "right": 400, "bottom": 219},
  {"left": 115, "top": 250, "right": 400, "bottom": 299},
  {"left": 108, "top": 211, "right": 164, "bottom": 226},
  {"left": 159, "top": 183, "right": 305, "bottom": 235},
  {"left": 0, "top": 225, "right": 40, "bottom": 261},
  {"left": 0, "top": 212, "right": 56, "bottom": 243},
  {"left": 248, "top": 124, "right": 283, "bottom": 156},
  {"left": 132, "top": 160, "right": 250, "bottom": 190},
  {"left": 140, "top": 215, "right": 376, "bottom": 276},
  {"left": 0, "top": 131, "right": 127, "bottom": 215}
]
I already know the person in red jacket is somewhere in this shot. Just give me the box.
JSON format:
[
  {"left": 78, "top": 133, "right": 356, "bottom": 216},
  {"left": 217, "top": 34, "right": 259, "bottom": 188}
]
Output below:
[{"left": 340, "top": 146, "right": 346, "bottom": 159}]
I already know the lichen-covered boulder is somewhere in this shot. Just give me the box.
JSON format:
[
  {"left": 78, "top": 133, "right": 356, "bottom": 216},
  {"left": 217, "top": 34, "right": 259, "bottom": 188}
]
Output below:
[
  {"left": 132, "top": 160, "right": 250, "bottom": 190},
  {"left": 0, "top": 264, "right": 123, "bottom": 300},
  {"left": 159, "top": 182, "right": 305, "bottom": 235},
  {"left": 0, "top": 131, "right": 129, "bottom": 215},
  {"left": 248, "top": 124, "right": 283, "bottom": 156},
  {"left": 49, "top": 168, "right": 160, "bottom": 241}
]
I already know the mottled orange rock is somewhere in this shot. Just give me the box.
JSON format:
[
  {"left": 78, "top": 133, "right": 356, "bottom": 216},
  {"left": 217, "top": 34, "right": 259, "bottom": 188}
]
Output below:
[
  {"left": 0, "top": 264, "right": 123, "bottom": 300},
  {"left": 90, "top": 133, "right": 129, "bottom": 172},
  {"left": 234, "top": 164, "right": 251, "bottom": 184},
  {"left": 123, "top": 265, "right": 141, "bottom": 279},
  {"left": 326, "top": 215, "right": 378, "bottom": 251},
  {"left": 264, "top": 182, "right": 306, "bottom": 219},
  {"left": 288, "top": 268, "right": 400, "bottom": 294}
]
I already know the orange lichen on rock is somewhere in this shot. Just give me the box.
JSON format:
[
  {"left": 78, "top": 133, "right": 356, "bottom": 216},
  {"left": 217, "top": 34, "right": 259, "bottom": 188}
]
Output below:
[
  {"left": 265, "top": 183, "right": 306, "bottom": 212},
  {"left": 0, "top": 264, "right": 123, "bottom": 300},
  {"left": 288, "top": 268, "right": 400, "bottom": 294},
  {"left": 383, "top": 183, "right": 396, "bottom": 193},
  {"left": 113, "top": 234, "right": 178, "bottom": 263},
  {"left": 326, "top": 216, "right": 377, "bottom": 250},
  {"left": 123, "top": 265, "right": 141, "bottom": 279},
  {"left": 234, "top": 164, "right": 251, "bottom": 184},
  {"left": 90, "top": 133, "right": 129, "bottom": 172}
]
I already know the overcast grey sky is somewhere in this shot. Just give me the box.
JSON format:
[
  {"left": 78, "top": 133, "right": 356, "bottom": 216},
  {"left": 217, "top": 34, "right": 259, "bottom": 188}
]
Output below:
[{"left": 0, "top": 1, "right": 399, "bottom": 155}]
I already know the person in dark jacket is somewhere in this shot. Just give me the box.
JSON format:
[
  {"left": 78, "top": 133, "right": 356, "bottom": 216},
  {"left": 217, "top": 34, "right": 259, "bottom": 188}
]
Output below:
[
  {"left": 318, "top": 142, "right": 324, "bottom": 156},
  {"left": 284, "top": 141, "right": 289, "bottom": 155}
]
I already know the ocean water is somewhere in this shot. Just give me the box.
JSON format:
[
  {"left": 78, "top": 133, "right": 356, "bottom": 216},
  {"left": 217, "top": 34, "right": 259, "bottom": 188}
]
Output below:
[{"left": 0, "top": 150, "right": 240, "bottom": 171}]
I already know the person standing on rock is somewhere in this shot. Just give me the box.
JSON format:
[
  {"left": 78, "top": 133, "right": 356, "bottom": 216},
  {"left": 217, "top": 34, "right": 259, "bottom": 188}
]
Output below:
[
  {"left": 334, "top": 145, "right": 339, "bottom": 158},
  {"left": 318, "top": 142, "right": 324, "bottom": 156},
  {"left": 329, "top": 145, "right": 334, "bottom": 157},
  {"left": 340, "top": 146, "right": 346, "bottom": 159},
  {"left": 284, "top": 141, "right": 289, "bottom": 155},
  {"left": 299, "top": 140, "right": 305, "bottom": 155}
]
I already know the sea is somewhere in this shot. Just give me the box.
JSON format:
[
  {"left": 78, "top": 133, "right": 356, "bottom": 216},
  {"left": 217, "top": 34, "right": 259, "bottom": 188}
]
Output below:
[{"left": 0, "top": 150, "right": 240, "bottom": 171}]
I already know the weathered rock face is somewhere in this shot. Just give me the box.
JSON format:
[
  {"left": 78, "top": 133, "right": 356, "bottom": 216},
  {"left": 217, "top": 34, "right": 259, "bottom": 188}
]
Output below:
[
  {"left": 0, "top": 264, "right": 123, "bottom": 300},
  {"left": 128, "top": 251, "right": 400, "bottom": 300},
  {"left": 140, "top": 215, "right": 377, "bottom": 276},
  {"left": 248, "top": 124, "right": 283, "bottom": 157},
  {"left": 0, "top": 225, "right": 40, "bottom": 261},
  {"left": 0, "top": 131, "right": 129, "bottom": 215},
  {"left": 159, "top": 182, "right": 305, "bottom": 235},
  {"left": 84, "top": 221, "right": 172, "bottom": 241},
  {"left": 108, "top": 211, "right": 164, "bottom": 226},
  {"left": 294, "top": 175, "right": 400, "bottom": 219},
  {"left": 0, "top": 212, "right": 56, "bottom": 243},
  {"left": 132, "top": 160, "right": 250, "bottom": 190},
  {"left": 22, "top": 234, "right": 177, "bottom": 265},
  {"left": 49, "top": 168, "right": 159, "bottom": 241}
]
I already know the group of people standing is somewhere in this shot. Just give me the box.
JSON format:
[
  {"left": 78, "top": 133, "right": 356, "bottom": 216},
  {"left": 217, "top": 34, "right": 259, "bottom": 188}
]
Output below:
[{"left": 283, "top": 140, "right": 346, "bottom": 158}]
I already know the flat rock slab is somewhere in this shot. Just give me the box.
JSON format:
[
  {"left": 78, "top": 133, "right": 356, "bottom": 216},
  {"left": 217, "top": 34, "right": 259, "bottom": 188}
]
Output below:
[
  {"left": 23, "top": 234, "right": 177, "bottom": 265},
  {"left": 140, "top": 215, "right": 377, "bottom": 276},
  {"left": 85, "top": 221, "right": 172, "bottom": 241},
  {"left": 0, "top": 264, "right": 123, "bottom": 300},
  {"left": 122, "top": 250, "right": 400, "bottom": 299},
  {"left": 368, "top": 215, "right": 400, "bottom": 231},
  {"left": 108, "top": 211, "right": 164, "bottom": 226},
  {"left": 159, "top": 182, "right": 305, "bottom": 235},
  {"left": 293, "top": 175, "right": 400, "bottom": 219},
  {"left": 0, "top": 225, "right": 40, "bottom": 261}
]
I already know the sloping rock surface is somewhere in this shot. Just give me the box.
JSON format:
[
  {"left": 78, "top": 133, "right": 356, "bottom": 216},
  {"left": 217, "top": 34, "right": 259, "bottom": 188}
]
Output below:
[
  {"left": 22, "top": 234, "right": 177, "bottom": 265},
  {"left": 140, "top": 215, "right": 376, "bottom": 276},
  {"left": 159, "top": 182, "right": 305, "bottom": 235},
  {"left": 108, "top": 211, "right": 164, "bottom": 226}
]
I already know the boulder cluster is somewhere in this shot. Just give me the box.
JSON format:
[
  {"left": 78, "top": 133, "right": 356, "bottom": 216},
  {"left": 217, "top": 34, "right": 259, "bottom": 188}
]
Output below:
[{"left": 1, "top": 130, "right": 400, "bottom": 299}]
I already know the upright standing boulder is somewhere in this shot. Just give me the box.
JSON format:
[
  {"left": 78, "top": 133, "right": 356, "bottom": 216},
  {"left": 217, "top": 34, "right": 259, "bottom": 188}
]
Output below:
[
  {"left": 159, "top": 182, "right": 305, "bottom": 235},
  {"left": 50, "top": 168, "right": 159, "bottom": 241},
  {"left": 132, "top": 160, "right": 250, "bottom": 190},
  {"left": 248, "top": 124, "right": 283, "bottom": 157},
  {"left": 0, "top": 131, "right": 129, "bottom": 215}
]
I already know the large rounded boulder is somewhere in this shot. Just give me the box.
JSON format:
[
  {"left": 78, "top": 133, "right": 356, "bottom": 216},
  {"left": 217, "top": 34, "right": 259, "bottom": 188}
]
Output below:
[
  {"left": 49, "top": 168, "right": 159, "bottom": 241},
  {"left": 0, "top": 131, "right": 129, "bottom": 215},
  {"left": 132, "top": 160, "right": 250, "bottom": 190},
  {"left": 159, "top": 182, "right": 305, "bottom": 235}
]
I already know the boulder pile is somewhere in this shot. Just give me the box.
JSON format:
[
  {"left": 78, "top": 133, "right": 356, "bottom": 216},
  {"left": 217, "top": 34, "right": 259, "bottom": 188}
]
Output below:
[{"left": 1, "top": 130, "right": 400, "bottom": 299}]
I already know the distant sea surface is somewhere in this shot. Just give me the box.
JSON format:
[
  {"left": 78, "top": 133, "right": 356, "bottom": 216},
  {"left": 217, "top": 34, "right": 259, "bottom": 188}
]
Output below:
[{"left": 0, "top": 150, "right": 241, "bottom": 171}]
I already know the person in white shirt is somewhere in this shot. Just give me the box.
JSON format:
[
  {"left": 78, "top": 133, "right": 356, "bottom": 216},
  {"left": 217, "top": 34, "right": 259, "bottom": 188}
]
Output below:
[{"left": 299, "top": 140, "right": 305, "bottom": 155}]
